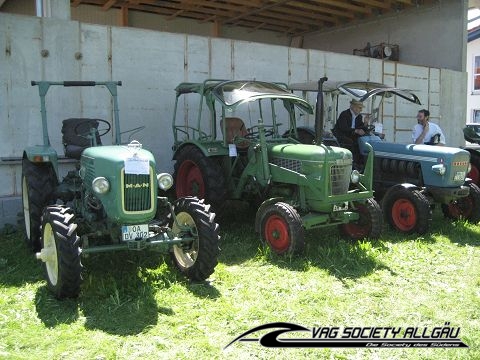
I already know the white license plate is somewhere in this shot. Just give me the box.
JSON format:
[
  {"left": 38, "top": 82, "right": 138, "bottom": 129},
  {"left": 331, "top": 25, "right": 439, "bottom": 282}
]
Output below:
[
  {"left": 122, "top": 224, "right": 149, "bottom": 241},
  {"left": 333, "top": 202, "right": 349, "bottom": 212},
  {"left": 454, "top": 171, "right": 465, "bottom": 181}
]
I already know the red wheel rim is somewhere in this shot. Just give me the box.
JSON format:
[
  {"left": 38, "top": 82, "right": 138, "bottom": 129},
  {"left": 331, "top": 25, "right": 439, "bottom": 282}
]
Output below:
[
  {"left": 176, "top": 160, "right": 205, "bottom": 198},
  {"left": 448, "top": 197, "right": 473, "bottom": 219},
  {"left": 391, "top": 199, "right": 417, "bottom": 231},
  {"left": 342, "top": 204, "right": 370, "bottom": 238},
  {"left": 264, "top": 214, "right": 290, "bottom": 253},
  {"left": 468, "top": 164, "right": 480, "bottom": 185}
]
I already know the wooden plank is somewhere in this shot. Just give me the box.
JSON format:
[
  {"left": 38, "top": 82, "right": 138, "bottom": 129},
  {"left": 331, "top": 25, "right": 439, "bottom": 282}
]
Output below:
[
  {"left": 102, "top": 0, "right": 117, "bottom": 11},
  {"left": 309, "top": 0, "right": 372, "bottom": 14}
]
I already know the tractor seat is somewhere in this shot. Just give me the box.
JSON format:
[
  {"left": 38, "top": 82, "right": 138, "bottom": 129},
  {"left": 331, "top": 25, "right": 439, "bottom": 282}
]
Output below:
[
  {"left": 62, "top": 118, "right": 102, "bottom": 159},
  {"left": 464, "top": 126, "right": 480, "bottom": 144},
  {"left": 220, "top": 117, "right": 249, "bottom": 149}
]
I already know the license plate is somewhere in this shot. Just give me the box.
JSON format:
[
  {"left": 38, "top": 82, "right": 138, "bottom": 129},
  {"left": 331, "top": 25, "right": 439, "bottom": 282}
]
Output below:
[
  {"left": 122, "top": 224, "right": 149, "bottom": 241},
  {"left": 454, "top": 171, "right": 465, "bottom": 181},
  {"left": 333, "top": 202, "right": 349, "bottom": 212}
]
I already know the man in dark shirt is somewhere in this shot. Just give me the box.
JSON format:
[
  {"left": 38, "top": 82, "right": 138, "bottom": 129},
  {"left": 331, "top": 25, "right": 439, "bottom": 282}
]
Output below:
[{"left": 332, "top": 99, "right": 367, "bottom": 166}]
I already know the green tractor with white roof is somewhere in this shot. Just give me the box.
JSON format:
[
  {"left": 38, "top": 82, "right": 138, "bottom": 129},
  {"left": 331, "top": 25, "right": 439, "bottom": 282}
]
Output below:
[
  {"left": 22, "top": 81, "right": 219, "bottom": 298},
  {"left": 171, "top": 79, "right": 382, "bottom": 255}
]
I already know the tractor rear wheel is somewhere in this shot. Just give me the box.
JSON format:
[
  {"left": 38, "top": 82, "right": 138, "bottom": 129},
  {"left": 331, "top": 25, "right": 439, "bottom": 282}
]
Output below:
[
  {"left": 383, "top": 188, "right": 430, "bottom": 234},
  {"left": 38, "top": 205, "right": 82, "bottom": 299},
  {"left": 173, "top": 146, "right": 226, "bottom": 209},
  {"left": 441, "top": 182, "right": 480, "bottom": 223},
  {"left": 258, "top": 202, "right": 305, "bottom": 255},
  {"left": 22, "top": 158, "right": 57, "bottom": 251},
  {"left": 339, "top": 198, "right": 382, "bottom": 240},
  {"left": 468, "top": 152, "right": 480, "bottom": 185},
  {"left": 170, "top": 197, "right": 220, "bottom": 281}
]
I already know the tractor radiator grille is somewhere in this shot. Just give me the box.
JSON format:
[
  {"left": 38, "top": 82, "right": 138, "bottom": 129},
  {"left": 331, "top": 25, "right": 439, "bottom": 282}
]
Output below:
[
  {"left": 272, "top": 157, "right": 301, "bottom": 173},
  {"left": 330, "top": 164, "right": 351, "bottom": 195},
  {"left": 83, "top": 158, "right": 96, "bottom": 185},
  {"left": 123, "top": 172, "right": 152, "bottom": 212}
]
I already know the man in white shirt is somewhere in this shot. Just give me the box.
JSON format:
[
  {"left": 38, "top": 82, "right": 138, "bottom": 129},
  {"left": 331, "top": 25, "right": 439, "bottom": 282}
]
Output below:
[{"left": 412, "top": 109, "right": 445, "bottom": 146}]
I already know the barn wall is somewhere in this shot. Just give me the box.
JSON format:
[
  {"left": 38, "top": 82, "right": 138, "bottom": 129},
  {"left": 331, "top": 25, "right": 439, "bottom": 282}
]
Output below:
[{"left": 0, "top": 12, "right": 467, "bottom": 226}]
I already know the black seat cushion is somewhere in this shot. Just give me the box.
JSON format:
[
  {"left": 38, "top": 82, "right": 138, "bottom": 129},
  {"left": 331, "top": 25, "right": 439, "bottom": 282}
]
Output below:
[{"left": 62, "top": 118, "right": 102, "bottom": 159}]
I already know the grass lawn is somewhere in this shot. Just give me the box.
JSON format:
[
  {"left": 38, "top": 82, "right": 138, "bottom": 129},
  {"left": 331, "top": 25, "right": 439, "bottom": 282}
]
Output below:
[{"left": 0, "top": 205, "right": 479, "bottom": 360}]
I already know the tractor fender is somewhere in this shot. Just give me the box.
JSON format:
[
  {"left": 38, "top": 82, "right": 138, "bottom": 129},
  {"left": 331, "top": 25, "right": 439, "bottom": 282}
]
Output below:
[
  {"left": 381, "top": 183, "right": 423, "bottom": 208},
  {"left": 23, "top": 146, "right": 59, "bottom": 176},
  {"left": 172, "top": 141, "right": 228, "bottom": 160},
  {"left": 254, "top": 197, "right": 284, "bottom": 233}
]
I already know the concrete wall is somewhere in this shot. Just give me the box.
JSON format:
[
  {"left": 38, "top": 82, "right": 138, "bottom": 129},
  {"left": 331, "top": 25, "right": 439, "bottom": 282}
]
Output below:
[
  {"left": 303, "top": 0, "right": 468, "bottom": 72},
  {"left": 0, "top": 12, "right": 467, "bottom": 226}
]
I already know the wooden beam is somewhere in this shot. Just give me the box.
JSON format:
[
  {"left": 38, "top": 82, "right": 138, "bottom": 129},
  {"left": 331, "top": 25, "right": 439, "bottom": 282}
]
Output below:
[
  {"left": 102, "top": 0, "right": 117, "bottom": 11},
  {"left": 212, "top": 20, "right": 221, "bottom": 37},
  {"left": 352, "top": 0, "right": 391, "bottom": 10},
  {"left": 71, "top": 0, "right": 82, "bottom": 7},
  {"left": 119, "top": 5, "right": 128, "bottom": 26},
  {"left": 166, "top": 9, "right": 185, "bottom": 20}
]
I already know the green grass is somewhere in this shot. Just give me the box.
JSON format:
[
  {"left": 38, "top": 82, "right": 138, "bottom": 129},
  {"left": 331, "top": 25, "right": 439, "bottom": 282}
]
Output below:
[{"left": 1, "top": 206, "right": 479, "bottom": 360}]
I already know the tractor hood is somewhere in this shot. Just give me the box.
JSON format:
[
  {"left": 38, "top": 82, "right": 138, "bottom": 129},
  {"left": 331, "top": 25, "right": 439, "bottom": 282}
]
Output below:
[
  {"left": 80, "top": 144, "right": 157, "bottom": 224},
  {"left": 370, "top": 142, "right": 469, "bottom": 160},
  {"left": 81, "top": 145, "right": 155, "bottom": 166},
  {"left": 269, "top": 143, "right": 352, "bottom": 163}
]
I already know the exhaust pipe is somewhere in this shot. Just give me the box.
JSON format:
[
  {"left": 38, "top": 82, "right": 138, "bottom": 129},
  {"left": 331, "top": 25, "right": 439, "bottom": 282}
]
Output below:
[{"left": 314, "top": 77, "right": 328, "bottom": 145}]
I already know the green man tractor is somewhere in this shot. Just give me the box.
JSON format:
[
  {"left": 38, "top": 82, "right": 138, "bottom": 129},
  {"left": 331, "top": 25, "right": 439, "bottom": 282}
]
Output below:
[
  {"left": 22, "top": 81, "right": 220, "bottom": 298},
  {"left": 171, "top": 79, "right": 382, "bottom": 255}
]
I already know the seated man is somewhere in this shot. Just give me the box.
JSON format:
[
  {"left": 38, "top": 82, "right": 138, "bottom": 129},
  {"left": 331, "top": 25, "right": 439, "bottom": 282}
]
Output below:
[
  {"left": 332, "top": 99, "right": 367, "bottom": 164},
  {"left": 412, "top": 109, "right": 445, "bottom": 146}
]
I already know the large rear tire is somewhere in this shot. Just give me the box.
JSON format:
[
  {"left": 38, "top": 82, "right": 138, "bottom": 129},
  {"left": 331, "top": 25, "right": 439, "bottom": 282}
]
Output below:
[
  {"left": 258, "top": 202, "right": 305, "bottom": 255},
  {"left": 383, "top": 188, "right": 430, "bottom": 234},
  {"left": 38, "top": 205, "right": 82, "bottom": 299},
  {"left": 170, "top": 197, "right": 220, "bottom": 281},
  {"left": 22, "top": 158, "right": 57, "bottom": 251},
  {"left": 173, "top": 146, "right": 226, "bottom": 209},
  {"left": 339, "top": 198, "right": 382, "bottom": 240},
  {"left": 441, "top": 182, "right": 480, "bottom": 223},
  {"left": 468, "top": 152, "right": 480, "bottom": 185}
]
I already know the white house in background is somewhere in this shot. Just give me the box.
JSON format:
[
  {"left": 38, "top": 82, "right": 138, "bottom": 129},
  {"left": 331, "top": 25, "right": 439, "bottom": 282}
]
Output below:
[{"left": 467, "top": 26, "right": 480, "bottom": 123}]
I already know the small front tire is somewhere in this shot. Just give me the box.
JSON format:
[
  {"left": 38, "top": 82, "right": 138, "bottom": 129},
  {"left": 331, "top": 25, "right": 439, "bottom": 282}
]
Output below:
[
  {"left": 258, "top": 202, "right": 305, "bottom": 255},
  {"left": 340, "top": 198, "right": 382, "bottom": 240},
  {"left": 383, "top": 188, "right": 430, "bottom": 234},
  {"left": 170, "top": 197, "right": 220, "bottom": 281},
  {"left": 441, "top": 182, "right": 480, "bottom": 223},
  {"left": 39, "top": 206, "right": 82, "bottom": 299}
]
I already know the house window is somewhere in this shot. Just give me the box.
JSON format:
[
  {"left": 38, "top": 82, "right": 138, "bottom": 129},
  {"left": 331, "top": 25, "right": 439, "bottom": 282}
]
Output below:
[
  {"left": 474, "top": 56, "right": 480, "bottom": 92},
  {"left": 473, "top": 109, "right": 480, "bottom": 123}
]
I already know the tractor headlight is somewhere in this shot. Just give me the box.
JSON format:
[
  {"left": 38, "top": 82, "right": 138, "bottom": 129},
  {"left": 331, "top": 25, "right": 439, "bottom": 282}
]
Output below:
[
  {"left": 92, "top": 177, "right": 110, "bottom": 194},
  {"left": 157, "top": 173, "right": 173, "bottom": 191},
  {"left": 432, "top": 164, "right": 446, "bottom": 176},
  {"left": 350, "top": 169, "right": 361, "bottom": 184}
]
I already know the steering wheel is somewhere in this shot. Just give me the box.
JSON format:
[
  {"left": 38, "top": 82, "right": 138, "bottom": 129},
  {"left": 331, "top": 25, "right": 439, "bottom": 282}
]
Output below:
[
  {"left": 74, "top": 119, "right": 111, "bottom": 138},
  {"left": 244, "top": 125, "right": 275, "bottom": 139}
]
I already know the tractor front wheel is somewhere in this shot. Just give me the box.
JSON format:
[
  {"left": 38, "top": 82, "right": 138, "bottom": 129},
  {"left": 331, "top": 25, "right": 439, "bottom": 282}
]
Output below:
[
  {"left": 170, "top": 197, "right": 220, "bottom": 281},
  {"left": 340, "top": 198, "right": 382, "bottom": 240},
  {"left": 22, "top": 158, "right": 57, "bottom": 251},
  {"left": 441, "top": 182, "right": 480, "bottom": 223},
  {"left": 258, "top": 202, "right": 305, "bottom": 255},
  {"left": 173, "top": 146, "right": 226, "bottom": 209},
  {"left": 383, "top": 188, "right": 430, "bottom": 234},
  {"left": 38, "top": 205, "right": 82, "bottom": 299}
]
